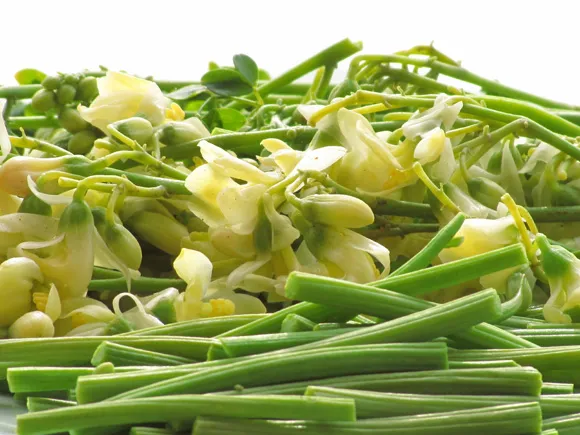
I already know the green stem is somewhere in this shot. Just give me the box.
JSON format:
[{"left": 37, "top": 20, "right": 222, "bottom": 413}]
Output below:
[
  {"left": 17, "top": 395, "right": 356, "bottom": 435},
  {"left": 283, "top": 289, "right": 501, "bottom": 351},
  {"left": 0, "top": 85, "right": 41, "bottom": 99},
  {"left": 390, "top": 212, "right": 465, "bottom": 276},
  {"left": 510, "top": 329, "right": 580, "bottom": 346},
  {"left": 104, "top": 343, "right": 448, "bottom": 401},
  {"left": 280, "top": 314, "right": 316, "bottom": 332},
  {"left": 120, "top": 314, "right": 267, "bottom": 337},
  {"left": 9, "top": 135, "right": 72, "bottom": 156},
  {"left": 541, "top": 382, "right": 574, "bottom": 395},
  {"left": 88, "top": 277, "right": 186, "bottom": 293},
  {"left": 192, "top": 402, "right": 541, "bottom": 435},
  {"left": 91, "top": 342, "right": 195, "bottom": 367},
  {"left": 220, "top": 367, "right": 541, "bottom": 397},
  {"left": 8, "top": 116, "right": 60, "bottom": 130},
  {"left": 448, "top": 360, "right": 520, "bottom": 369},
  {"left": 306, "top": 386, "right": 531, "bottom": 419},
  {"left": 26, "top": 398, "right": 76, "bottom": 413},
  {"left": 285, "top": 272, "right": 536, "bottom": 350},
  {"left": 371, "top": 244, "right": 528, "bottom": 297}
]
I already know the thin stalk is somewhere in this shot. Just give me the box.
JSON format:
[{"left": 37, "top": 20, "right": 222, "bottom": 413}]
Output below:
[
  {"left": 91, "top": 341, "right": 195, "bottom": 367},
  {"left": 370, "top": 244, "right": 528, "bottom": 297},
  {"left": 511, "top": 329, "right": 580, "bottom": 346},
  {"left": 448, "top": 360, "right": 520, "bottom": 369},
  {"left": 285, "top": 271, "right": 536, "bottom": 349},
  {"left": 100, "top": 343, "right": 448, "bottom": 402},
  {"left": 542, "top": 382, "right": 574, "bottom": 395},
  {"left": 26, "top": 398, "right": 76, "bottom": 413},
  {"left": 281, "top": 289, "right": 501, "bottom": 351},
  {"left": 88, "top": 277, "right": 186, "bottom": 293},
  {"left": 8, "top": 116, "right": 60, "bottom": 129},
  {"left": 192, "top": 402, "right": 542, "bottom": 435},
  {"left": 17, "top": 395, "right": 356, "bottom": 435}
]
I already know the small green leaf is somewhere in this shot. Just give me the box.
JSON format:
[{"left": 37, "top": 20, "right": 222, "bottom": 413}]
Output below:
[
  {"left": 201, "top": 68, "right": 253, "bottom": 97},
  {"left": 14, "top": 68, "right": 47, "bottom": 85},
  {"left": 233, "top": 54, "right": 259, "bottom": 85},
  {"left": 184, "top": 100, "right": 205, "bottom": 112},
  {"left": 166, "top": 84, "right": 208, "bottom": 101},
  {"left": 217, "top": 107, "right": 246, "bottom": 131},
  {"left": 208, "top": 61, "right": 220, "bottom": 71},
  {"left": 258, "top": 69, "right": 271, "bottom": 80}
]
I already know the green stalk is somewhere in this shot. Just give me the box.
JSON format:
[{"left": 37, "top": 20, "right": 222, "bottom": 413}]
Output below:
[
  {"left": 280, "top": 314, "right": 316, "bottom": 332},
  {"left": 449, "top": 346, "right": 580, "bottom": 372},
  {"left": 0, "top": 336, "right": 215, "bottom": 378},
  {"left": 306, "top": 386, "right": 532, "bottom": 418},
  {"left": 212, "top": 329, "right": 348, "bottom": 359},
  {"left": 528, "top": 323, "right": 580, "bottom": 329},
  {"left": 540, "top": 394, "right": 580, "bottom": 418},
  {"left": 26, "top": 397, "right": 76, "bottom": 413},
  {"left": 17, "top": 395, "right": 356, "bottom": 435},
  {"left": 217, "top": 302, "right": 354, "bottom": 338},
  {"left": 543, "top": 411, "right": 580, "bottom": 435},
  {"left": 97, "top": 343, "right": 448, "bottom": 402},
  {"left": 351, "top": 53, "right": 577, "bottom": 109},
  {"left": 285, "top": 272, "right": 536, "bottom": 349},
  {"left": 542, "top": 382, "right": 574, "bottom": 395},
  {"left": 192, "top": 402, "right": 542, "bottom": 435},
  {"left": 219, "top": 367, "right": 541, "bottom": 397},
  {"left": 91, "top": 342, "right": 194, "bottom": 367},
  {"left": 500, "top": 315, "right": 546, "bottom": 329},
  {"left": 511, "top": 329, "right": 580, "bottom": 346},
  {"left": 448, "top": 360, "right": 521, "bottom": 369},
  {"left": 370, "top": 244, "right": 528, "bottom": 297},
  {"left": 129, "top": 428, "right": 176, "bottom": 435},
  {"left": 92, "top": 267, "right": 123, "bottom": 280},
  {"left": 160, "top": 121, "right": 403, "bottom": 160},
  {"left": 0, "top": 85, "right": 41, "bottom": 99},
  {"left": 8, "top": 116, "right": 60, "bottom": 129},
  {"left": 232, "top": 39, "right": 362, "bottom": 108},
  {"left": 7, "top": 366, "right": 140, "bottom": 394},
  {"left": 88, "top": 277, "right": 186, "bottom": 293},
  {"left": 390, "top": 212, "right": 465, "bottom": 276},
  {"left": 120, "top": 314, "right": 267, "bottom": 337},
  {"left": 371, "top": 198, "right": 434, "bottom": 218},
  {"left": 75, "top": 358, "right": 246, "bottom": 404}
]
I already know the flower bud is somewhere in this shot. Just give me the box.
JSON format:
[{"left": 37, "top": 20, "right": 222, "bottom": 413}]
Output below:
[
  {"left": 59, "top": 107, "right": 90, "bottom": 133},
  {"left": 42, "top": 75, "right": 62, "bottom": 91},
  {"left": 76, "top": 77, "right": 98, "bottom": 102},
  {"left": 68, "top": 130, "right": 98, "bottom": 155},
  {"left": 18, "top": 194, "right": 52, "bottom": 216},
  {"left": 159, "top": 118, "right": 210, "bottom": 146},
  {"left": 127, "top": 210, "right": 188, "bottom": 256},
  {"left": 300, "top": 194, "right": 374, "bottom": 229},
  {"left": 0, "top": 257, "right": 43, "bottom": 327},
  {"left": 9, "top": 311, "right": 54, "bottom": 338},
  {"left": 93, "top": 207, "right": 142, "bottom": 270},
  {"left": 57, "top": 84, "right": 77, "bottom": 105},
  {"left": 114, "top": 117, "right": 154, "bottom": 144},
  {"left": 467, "top": 177, "right": 507, "bottom": 210},
  {"left": 31, "top": 89, "right": 57, "bottom": 113}
]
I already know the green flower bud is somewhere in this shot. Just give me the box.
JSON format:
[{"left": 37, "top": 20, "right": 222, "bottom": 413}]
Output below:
[
  {"left": 159, "top": 119, "right": 210, "bottom": 146},
  {"left": 486, "top": 150, "right": 503, "bottom": 174},
  {"left": 328, "top": 79, "right": 360, "bottom": 100},
  {"left": 300, "top": 194, "right": 375, "bottom": 229},
  {"left": 59, "top": 107, "right": 90, "bottom": 133},
  {"left": 115, "top": 117, "right": 154, "bottom": 144},
  {"left": 466, "top": 177, "right": 507, "bottom": 209},
  {"left": 62, "top": 73, "right": 81, "bottom": 86},
  {"left": 31, "top": 89, "right": 57, "bottom": 113},
  {"left": 18, "top": 194, "right": 52, "bottom": 216},
  {"left": 41, "top": 75, "right": 62, "bottom": 91},
  {"left": 76, "top": 76, "right": 99, "bottom": 102},
  {"left": 150, "top": 299, "right": 177, "bottom": 324},
  {"left": 57, "top": 84, "right": 77, "bottom": 105},
  {"left": 9, "top": 311, "right": 54, "bottom": 338},
  {"left": 104, "top": 316, "right": 134, "bottom": 335},
  {"left": 537, "top": 234, "right": 573, "bottom": 279},
  {"left": 68, "top": 130, "right": 98, "bottom": 155},
  {"left": 127, "top": 210, "right": 189, "bottom": 256}
]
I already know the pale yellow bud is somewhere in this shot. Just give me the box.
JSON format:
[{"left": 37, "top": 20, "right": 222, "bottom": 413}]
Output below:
[
  {"left": 0, "top": 257, "right": 43, "bottom": 327},
  {"left": 0, "top": 156, "right": 67, "bottom": 196},
  {"left": 9, "top": 311, "right": 54, "bottom": 338},
  {"left": 127, "top": 211, "right": 189, "bottom": 256},
  {"left": 300, "top": 194, "right": 374, "bottom": 229}
]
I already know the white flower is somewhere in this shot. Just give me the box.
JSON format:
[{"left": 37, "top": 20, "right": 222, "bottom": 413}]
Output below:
[
  {"left": 0, "top": 257, "right": 43, "bottom": 327},
  {"left": 78, "top": 71, "right": 172, "bottom": 132},
  {"left": 402, "top": 94, "right": 463, "bottom": 140}
]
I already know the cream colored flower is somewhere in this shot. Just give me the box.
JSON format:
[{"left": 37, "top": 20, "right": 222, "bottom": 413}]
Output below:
[{"left": 78, "top": 71, "right": 172, "bottom": 132}]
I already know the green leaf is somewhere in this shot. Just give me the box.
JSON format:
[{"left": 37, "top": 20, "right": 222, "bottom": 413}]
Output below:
[
  {"left": 208, "top": 61, "right": 220, "bottom": 71},
  {"left": 201, "top": 68, "right": 253, "bottom": 97},
  {"left": 166, "top": 84, "right": 207, "bottom": 101},
  {"left": 258, "top": 69, "right": 271, "bottom": 80},
  {"left": 217, "top": 108, "right": 246, "bottom": 131},
  {"left": 233, "top": 54, "right": 259, "bottom": 85},
  {"left": 14, "top": 68, "right": 46, "bottom": 85}
]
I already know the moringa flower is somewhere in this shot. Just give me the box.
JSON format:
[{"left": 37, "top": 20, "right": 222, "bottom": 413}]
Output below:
[
  {"left": 0, "top": 257, "right": 43, "bottom": 327},
  {"left": 78, "top": 71, "right": 172, "bottom": 132},
  {"left": 402, "top": 94, "right": 462, "bottom": 140}
]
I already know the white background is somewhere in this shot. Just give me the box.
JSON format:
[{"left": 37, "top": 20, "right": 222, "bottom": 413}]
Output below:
[{"left": 2, "top": 0, "right": 579, "bottom": 104}]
